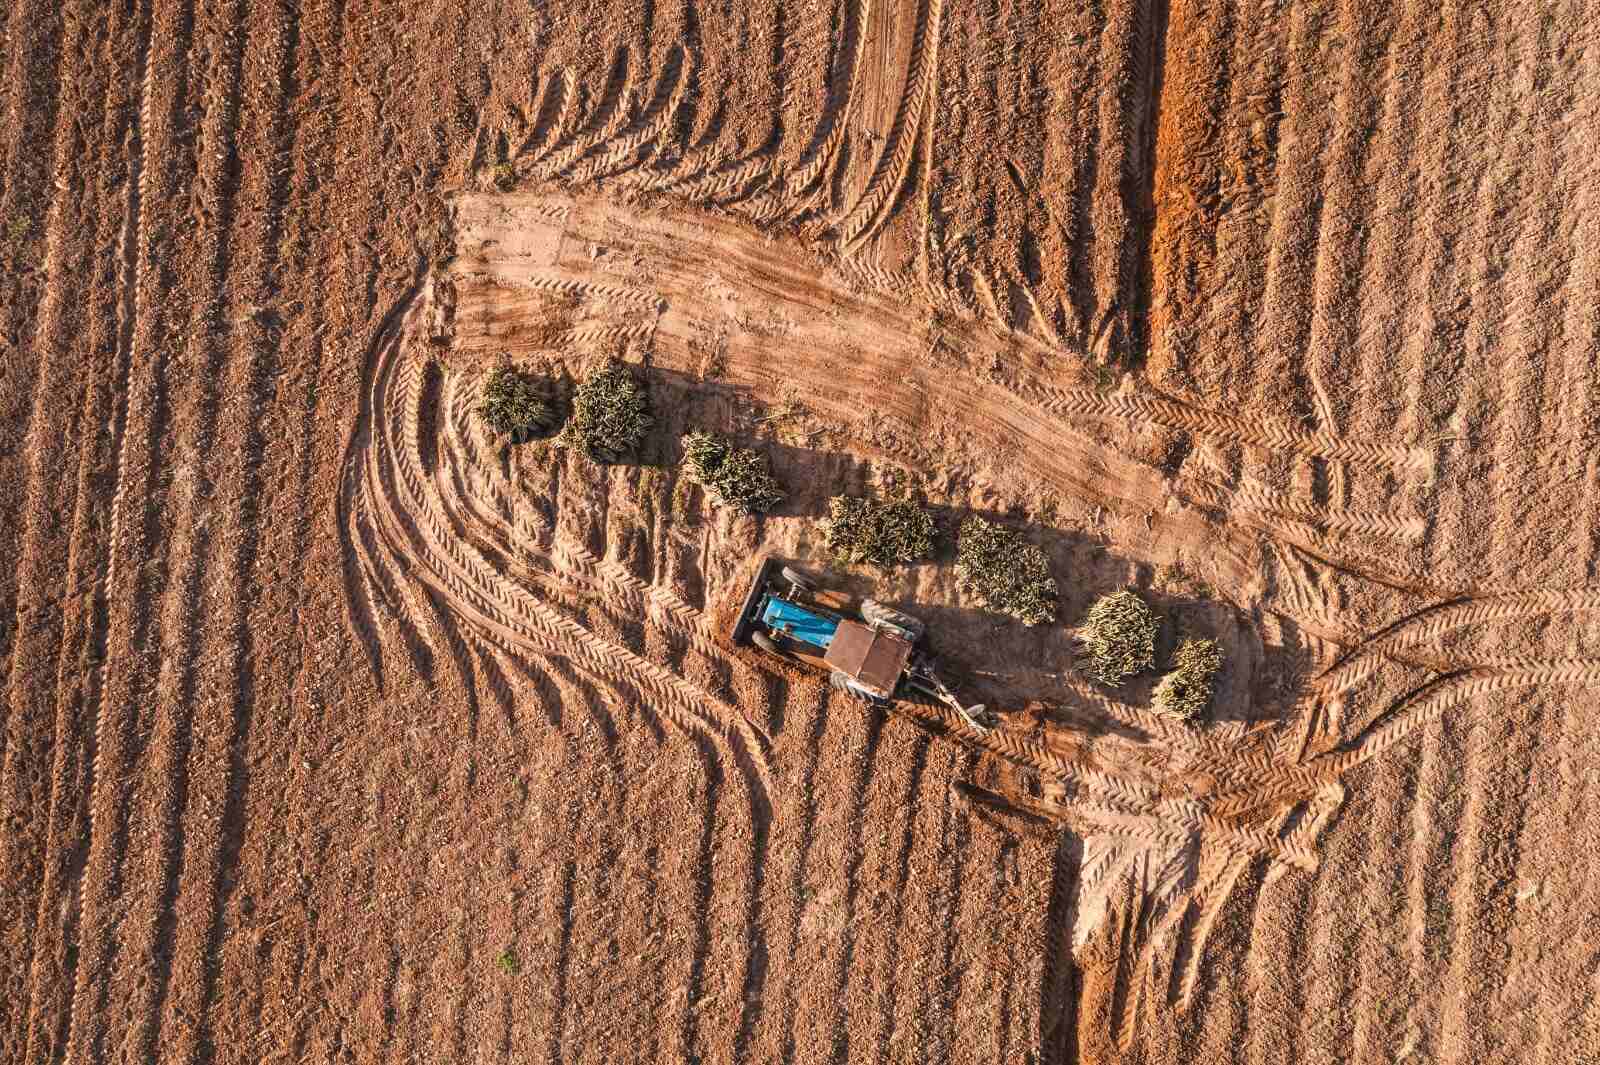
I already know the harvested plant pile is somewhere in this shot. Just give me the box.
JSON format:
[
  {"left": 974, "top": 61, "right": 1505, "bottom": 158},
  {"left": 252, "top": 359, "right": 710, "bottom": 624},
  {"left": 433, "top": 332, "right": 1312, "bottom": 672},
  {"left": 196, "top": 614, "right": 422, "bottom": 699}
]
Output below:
[
  {"left": 824, "top": 496, "right": 936, "bottom": 567},
  {"left": 681, "top": 430, "right": 785, "bottom": 513},
  {"left": 568, "top": 360, "right": 653, "bottom": 461},
  {"left": 955, "top": 517, "right": 1057, "bottom": 625},
  {"left": 1152, "top": 637, "right": 1224, "bottom": 721},
  {"left": 476, "top": 366, "right": 554, "bottom": 442},
  {"left": 1079, "top": 590, "right": 1160, "bottom": 685}
]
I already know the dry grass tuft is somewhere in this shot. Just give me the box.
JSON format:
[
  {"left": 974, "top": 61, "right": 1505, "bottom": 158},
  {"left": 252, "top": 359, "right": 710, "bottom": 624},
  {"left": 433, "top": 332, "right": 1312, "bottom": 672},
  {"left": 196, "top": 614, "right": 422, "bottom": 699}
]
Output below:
[
  {"left": 681, "top": 430, "right": 785, "bottom": 513},
  {"left": 824, "top": 496, "right": 936, "bottom": 568},
  {"left": 955, "top": 516, "right": 1057, "bottom": 625},
  {"left": 477, "top": 366, "right": 555, "bottom": 442},
  {"left": 1079, "top": 590, "right": 1159, "bottom": 686},
  {"left": 1152, "top": 637, "right": 1223, "bottom": 720},
  {"left": 567, "top": 360, "right": 653, "bottom": 462}
]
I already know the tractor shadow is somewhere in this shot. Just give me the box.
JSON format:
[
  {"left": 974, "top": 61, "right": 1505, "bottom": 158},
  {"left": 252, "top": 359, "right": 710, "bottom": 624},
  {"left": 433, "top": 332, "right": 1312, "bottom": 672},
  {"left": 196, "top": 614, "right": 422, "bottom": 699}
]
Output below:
[{"left": 787, "top": 501, "right": 1314, "bottom": 741}]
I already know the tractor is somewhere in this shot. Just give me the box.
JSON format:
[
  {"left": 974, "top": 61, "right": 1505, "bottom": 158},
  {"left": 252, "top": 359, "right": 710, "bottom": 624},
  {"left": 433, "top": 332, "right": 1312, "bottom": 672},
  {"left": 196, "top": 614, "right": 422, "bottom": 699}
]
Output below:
[{"left": 730, "top": 556, "right": 993, "bottom": 732}]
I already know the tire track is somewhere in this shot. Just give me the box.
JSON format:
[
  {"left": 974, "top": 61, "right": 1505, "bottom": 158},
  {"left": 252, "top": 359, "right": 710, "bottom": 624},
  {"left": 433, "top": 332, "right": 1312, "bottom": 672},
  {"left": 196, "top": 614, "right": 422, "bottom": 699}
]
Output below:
[
  {"left": 1316, "top": 587, "right": 1600, "bottom": 698},
  {"left": 836, "top": 0, "right": 942, "bottom": 250},
  {"left": 787, "top": 0, "right": 873, "bottom": 210},
  {"left": 526, "top": 48, "right": 636, "bottom": 182},
  {"left": 111, "top": 0, "right": 249, "bottom": 1057},
  {"left": 18, "top": 0, "right": 155, "bottom": 1057},
  {"left": 0, "top": 0, "right": 125, "bottom": 1055},
  {"left": 1213, "top": 662, "right": 1600, "bottom": 818},
  {"left": 340, "top": 288, "right": 773, "bottom": 813},
  {"left": 1024, "top": 383, "right": 1426, "bottom": 475},
  {"left": 513, "top": 69, "right": 574, "bottom": 162},
  {"left": 179, "top": 0, "right": 303, "bottom": 1056},
  {"left": 64, "top": 0, "right": 200, "bottom": 1053},
  {"left": 564, "top": 46, "right": 692, "bottom": 185}
]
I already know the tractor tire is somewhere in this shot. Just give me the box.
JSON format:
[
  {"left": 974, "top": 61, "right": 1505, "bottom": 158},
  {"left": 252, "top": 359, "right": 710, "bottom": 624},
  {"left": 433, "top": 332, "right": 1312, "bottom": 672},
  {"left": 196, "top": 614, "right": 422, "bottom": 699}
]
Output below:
[
  {"left": 861, "top": 598, "right": 926, "bottom": 642},
  {"left": 781, "top": 566, "right": 815, "bottom": 593},
  {"left": 752, "top": 631, "right": 785, "bottom": 657},
  {"left": 830, "top": 670, "right": 882, "bottom": 705}
]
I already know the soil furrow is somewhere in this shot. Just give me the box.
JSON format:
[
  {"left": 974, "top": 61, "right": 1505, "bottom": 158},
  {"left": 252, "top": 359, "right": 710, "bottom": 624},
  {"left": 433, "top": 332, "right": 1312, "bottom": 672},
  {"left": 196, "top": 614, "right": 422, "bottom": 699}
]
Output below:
[
  {"left": 860, "top": 733, "right": 931, "bottom": 1064},
  {"left": 1240, "top": 0, "right": 1333, "bottom": 428},
  {"left": 180, "top": 0, "right": 304, "bottom": 1056},
  {"left": 0, "top": 0, "right": 66, "bottom": 619},
  {"left": 106, "top": 0, "right": 246, "bottom": 1055},
  {"left": 1296, "top": 0, "right": 1395, "bottom": 446},
  {"left": 17, "top": 0, "right": 155, "bottom": 1055},
  {"left": 0, "top": 0, "right": 122, "bottom": 1054},
  {"left": 63, "top": 0, "right": 201, "bottom": 1050}
]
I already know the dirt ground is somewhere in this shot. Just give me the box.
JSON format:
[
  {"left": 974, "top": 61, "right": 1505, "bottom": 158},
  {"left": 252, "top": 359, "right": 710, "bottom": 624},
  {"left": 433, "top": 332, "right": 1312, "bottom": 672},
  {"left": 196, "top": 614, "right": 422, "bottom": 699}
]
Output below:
[{"left": 2, "top": 0, "right": 1598, "bottom": 1063}]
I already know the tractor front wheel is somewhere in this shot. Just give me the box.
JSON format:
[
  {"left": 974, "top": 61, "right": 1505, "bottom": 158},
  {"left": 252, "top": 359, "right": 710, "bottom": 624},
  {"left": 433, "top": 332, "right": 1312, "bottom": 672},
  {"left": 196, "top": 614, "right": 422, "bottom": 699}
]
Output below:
[
  {"left": 781, "top": 566, "right": 815, "bottom": 594},
  {"left": 752, "top": 631, "right": 785, "bottom": 657},
  {"left": 861, "top": 598, "right": 926, "bottom": 642}
]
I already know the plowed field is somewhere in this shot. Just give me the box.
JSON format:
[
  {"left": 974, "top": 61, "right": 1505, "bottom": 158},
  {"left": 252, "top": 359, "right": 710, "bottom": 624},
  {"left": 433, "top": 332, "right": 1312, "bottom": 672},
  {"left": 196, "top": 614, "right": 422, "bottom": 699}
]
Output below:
[{"left": 3, "top": 1, "right": 1597, "bottom": 1063}]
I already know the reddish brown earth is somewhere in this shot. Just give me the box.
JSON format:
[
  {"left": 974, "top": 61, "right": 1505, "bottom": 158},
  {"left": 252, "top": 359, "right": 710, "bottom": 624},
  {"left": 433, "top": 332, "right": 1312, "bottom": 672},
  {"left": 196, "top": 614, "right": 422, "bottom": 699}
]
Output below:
[{"left": 3, "top": 1, "right": 1598, "bottom": 1063}]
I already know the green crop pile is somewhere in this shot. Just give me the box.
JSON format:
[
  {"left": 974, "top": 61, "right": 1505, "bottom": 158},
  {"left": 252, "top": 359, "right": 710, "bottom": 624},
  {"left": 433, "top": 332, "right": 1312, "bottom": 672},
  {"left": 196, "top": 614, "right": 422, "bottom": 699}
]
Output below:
[
  {"left": 681, "top": 430, "right": 785, "bottom": 513},
  {"left": 477, "top": 366, "right": 554, "bottom": 442},
  {"left": 568, "top": 360, "right": 653, "bottom": 462},
  {"left": 1078, "top": 590, "right": 1159, "bottom": 686},
  {"left": 1152, "top": 637, "right": 1223, "bottom": 721},
  {"left": 954, "top": 516, "right": 1057, "bottom": 625},
  {"left": 824, "top": 496, "right": 936, "bottom": 568}
]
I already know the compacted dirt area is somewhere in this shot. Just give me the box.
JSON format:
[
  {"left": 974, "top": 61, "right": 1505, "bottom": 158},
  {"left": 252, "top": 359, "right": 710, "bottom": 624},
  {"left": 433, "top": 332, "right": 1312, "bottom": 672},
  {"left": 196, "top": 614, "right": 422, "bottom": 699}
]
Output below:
[{"left": 3, "top": 1, "right": 1598, "bottom": 1063}]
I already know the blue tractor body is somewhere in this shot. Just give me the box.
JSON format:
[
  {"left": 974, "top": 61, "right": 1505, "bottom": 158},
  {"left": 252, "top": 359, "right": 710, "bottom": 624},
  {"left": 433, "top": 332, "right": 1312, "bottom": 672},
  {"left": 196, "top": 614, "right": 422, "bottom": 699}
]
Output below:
[
  {"left": 758, "top": 595, "right": 841, "bottom": 652},
  {"left": 729, "top": 556, "right": 992, "bottom": 731}
]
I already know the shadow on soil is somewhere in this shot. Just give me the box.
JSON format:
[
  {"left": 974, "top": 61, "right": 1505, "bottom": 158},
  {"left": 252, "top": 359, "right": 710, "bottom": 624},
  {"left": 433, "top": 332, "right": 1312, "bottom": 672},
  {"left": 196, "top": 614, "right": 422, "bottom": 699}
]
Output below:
[{"left": 632, "top": 364, "right": 1319, "bottom": 731}]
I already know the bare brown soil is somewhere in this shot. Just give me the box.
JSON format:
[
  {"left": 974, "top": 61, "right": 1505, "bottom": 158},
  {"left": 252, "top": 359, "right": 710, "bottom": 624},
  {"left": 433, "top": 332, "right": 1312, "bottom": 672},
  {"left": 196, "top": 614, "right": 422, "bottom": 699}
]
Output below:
[{"left": 3, "top": 1, "right": 1598, "bottom": 1063}]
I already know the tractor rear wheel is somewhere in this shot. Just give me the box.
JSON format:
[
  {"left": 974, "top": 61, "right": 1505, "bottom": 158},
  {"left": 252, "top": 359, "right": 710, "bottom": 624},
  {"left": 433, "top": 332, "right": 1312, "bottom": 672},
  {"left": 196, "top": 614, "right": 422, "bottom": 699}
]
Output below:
[
  {"left": 830, "top": 670, "right": 880, "bottom": 704},
  {"left": 861, "top": 598, "right": 926, "bottom": 642},
  {"left": 781, "top": 566, "right": 815, "bottom": 593},
  {"left": 752, "top": 631, "right": 785, "bottom": 657}
]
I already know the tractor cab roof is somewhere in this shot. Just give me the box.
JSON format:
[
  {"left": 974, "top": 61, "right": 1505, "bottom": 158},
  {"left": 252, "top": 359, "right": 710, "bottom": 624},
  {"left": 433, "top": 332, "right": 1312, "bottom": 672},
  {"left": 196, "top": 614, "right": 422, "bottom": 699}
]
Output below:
[{"left": 824, "top": 620, "right": 913, "bottom": 699}]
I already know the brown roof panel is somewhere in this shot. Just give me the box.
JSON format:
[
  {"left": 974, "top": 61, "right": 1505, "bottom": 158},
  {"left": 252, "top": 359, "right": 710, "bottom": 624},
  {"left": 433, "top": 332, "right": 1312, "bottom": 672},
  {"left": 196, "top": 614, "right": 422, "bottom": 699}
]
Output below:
[{"left": 824, "top": 620, "right": 913, "bottom": 698}]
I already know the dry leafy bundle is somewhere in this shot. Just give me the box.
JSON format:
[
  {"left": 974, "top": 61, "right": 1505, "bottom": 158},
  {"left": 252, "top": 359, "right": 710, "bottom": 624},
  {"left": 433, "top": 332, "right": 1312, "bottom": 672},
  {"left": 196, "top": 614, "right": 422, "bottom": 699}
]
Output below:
[
  {"left": 955, "top": 516, "right": 1057, "bottom": 625},
  {"left": 568, "top": 360, "right": 653, "bottom": 461},
  {"left": 1079, "top": 590, "right": 1160, "bottom": 686},
  {"left": 824, "top": 496, "right": 937, "bottom": 567},
  {"left": 1152, "top": 637, "right": 1223, "bottom": 721},
  {"left": 681, "top": 430, "right": 785, "bottom": 513},
  {"left": 476, "top": 366, "right": 554, "bottom": 442}
]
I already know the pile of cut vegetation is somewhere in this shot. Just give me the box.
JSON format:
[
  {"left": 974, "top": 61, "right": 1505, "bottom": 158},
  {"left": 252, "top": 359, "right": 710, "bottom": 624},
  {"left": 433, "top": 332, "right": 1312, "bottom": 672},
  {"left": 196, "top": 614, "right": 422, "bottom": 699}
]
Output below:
[
  {"left": 1079, "top": 590, "right": 1159, "bottom": 686},
  {"left": 955, "top": 517, "right": 1056, "bottom": 625},
  {"left": 1152, "top": 636, "right": 1223, "bottom": 720},
  {"left": 825, "top": 496, "right": 936, "bottom": 567},
  {"left": 568, "top": 360, "right": 653, "bottom": 462},
  {"left": 681, "top": 430, "right": 785, "bottom": 513},
  {"left": 476, "top": 366, "right": 554, "bottom": 442}
]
